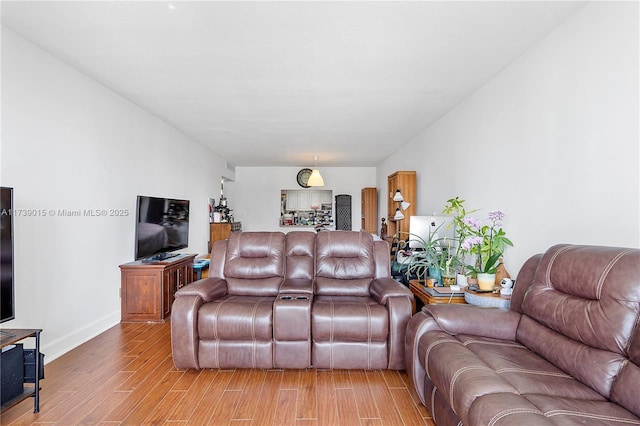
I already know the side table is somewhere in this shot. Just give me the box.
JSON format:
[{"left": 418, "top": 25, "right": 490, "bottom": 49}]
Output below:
[
  {"left": 464, "top": 288, "right": 511, "bottom": 309},
  {"left": 409, "top": 280, "right": 466, "bottom": 313}
]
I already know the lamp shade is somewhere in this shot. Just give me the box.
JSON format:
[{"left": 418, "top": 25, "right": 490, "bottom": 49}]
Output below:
[
  {"left": 307, "top": 169, "right": 325, "bottom": 187},
  {"left": 400, "top": 201, "right": 411, "bottom": 211},
  {"left": 393, "top": 208, "right": 405, "bottom": 220},
  {"left": 393, "top": 189, "right": 404, "bottom": 202}
]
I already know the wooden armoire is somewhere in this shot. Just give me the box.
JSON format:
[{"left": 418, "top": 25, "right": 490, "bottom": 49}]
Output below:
[{"left": 387, "top": 171, "right": 416, "bottom": 240}]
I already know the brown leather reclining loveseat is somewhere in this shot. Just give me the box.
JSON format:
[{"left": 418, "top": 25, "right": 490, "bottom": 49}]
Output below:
[
  {"left": 171, "top": 230, "right": 413, "bottom": 370},
  {"left": 406, "top": 244, "right": 640, "bottom": 425}
]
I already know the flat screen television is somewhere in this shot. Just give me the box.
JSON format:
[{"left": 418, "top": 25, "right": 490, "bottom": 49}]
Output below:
[
  {"left": 135, "top": 195, "right": 190, "bottom": 261},
  {"left": 1, "top": 187, "right": 15, "bottom": 323}
]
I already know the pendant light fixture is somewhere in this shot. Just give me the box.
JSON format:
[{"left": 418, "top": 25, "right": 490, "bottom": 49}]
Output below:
[{"left": 307, "top": 155, "right": 325, "bottom": 187}]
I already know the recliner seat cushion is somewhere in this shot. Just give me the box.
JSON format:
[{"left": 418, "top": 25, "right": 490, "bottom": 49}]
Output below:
[
  {"left": 417, "top": 330, "right": 639, "bottom": 425},
  {"left": 198, "top": 295, "right": 275, "bottom": 341},
  {"left": 312, "top": 296, "right": 389, "bottom": 342}
]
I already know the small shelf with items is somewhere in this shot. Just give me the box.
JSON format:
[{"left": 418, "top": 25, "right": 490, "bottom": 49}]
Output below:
[{"left": 0, "top": 329, "right": 43, "bottom": 413}]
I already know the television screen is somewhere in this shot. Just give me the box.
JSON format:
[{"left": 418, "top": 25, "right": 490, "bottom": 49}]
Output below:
[
  {"left": 135, "top": 195, "right": 190, "bottom": 261},
  {"left": 1, "top": 187, "right": 15, "bottom": 323}
]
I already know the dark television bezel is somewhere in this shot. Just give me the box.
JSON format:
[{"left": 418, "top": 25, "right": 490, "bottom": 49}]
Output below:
[
  {"left": 134, "top": 195, "right": 190, "bottom": 261},
  {"left": 1, "top": 186, "right": 15, "bottom": 323}
]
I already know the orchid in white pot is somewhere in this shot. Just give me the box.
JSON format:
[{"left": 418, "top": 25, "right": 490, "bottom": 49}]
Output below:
[{"left": 462, "top": 210, "right": 513, "bottom": 290}]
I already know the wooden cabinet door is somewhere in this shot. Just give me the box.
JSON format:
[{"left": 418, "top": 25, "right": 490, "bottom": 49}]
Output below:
[
  {"left": 121, "top": 269, "right": 162, "bottom": 322},
  {"left": 361, "top": 187, "right": 377, "bottom": 234},
  {"left": 162, "top": 269, "right": 174, "bottom": 320},
  {"left": 210, "top": 223, "right": 232, "bottom": 248}
]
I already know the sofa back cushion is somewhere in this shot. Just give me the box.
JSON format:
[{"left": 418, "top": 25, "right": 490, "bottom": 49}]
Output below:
[
  {"left": 224, "top": 231, "right": 285, "bottom": 296},
  {"left": 517, "top": 244, "right": 640, "bottom": 416},
  {"left": 285, "top": 231, "right": 316, "bottom": 280},
  {"left": 314, "top": 231, "right": 375, "bottom": 296}
]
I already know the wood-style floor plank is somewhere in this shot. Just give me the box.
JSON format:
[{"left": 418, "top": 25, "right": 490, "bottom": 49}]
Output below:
[
  {"left": 335, "top": 388, "right": 361, "bottom": 425},
  {"left": 188, "top": 369, "right": 236, "bottom": 425},
  {"left": 169, "top": 369, "right": 219, "bottom": 421},
  {"left": 365, "top": 370, "right": 406, "bottom": 426},
  {"left": 316, "top": 370, "right": 339, "bottom": 426},
  {"left": 350, "top": 370, "right": 380, "bottom": 420},
  {"left": 232, "top": 369, "right": 266, "bottom": 421},
  {"left": 0, "top": 321, "right": 434, "bottom": 425},
  {"left": 296, "top": 369, "right": 317, "bottom": 421}
]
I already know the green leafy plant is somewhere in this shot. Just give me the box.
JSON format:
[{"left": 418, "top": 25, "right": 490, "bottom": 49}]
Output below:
[
  {"left": 402, "top": 223, "right": 452, "bottom": 281},
  {"left": 462, "top": 210, "right": 513, "bottom": 275},
  {"left": 442, "top": 197, "right": 478, "bottom": 275}
]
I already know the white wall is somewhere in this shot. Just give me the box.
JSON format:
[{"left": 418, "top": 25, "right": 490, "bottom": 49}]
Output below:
[
  {"left": 230, "top": 166, "right": 376, "bottom": 232},
  {"left": 378, "top": 1, "right": 639, "bottom": 275},
  {"left": 1, "top": 28, "right": 227, "bottom": 361}
]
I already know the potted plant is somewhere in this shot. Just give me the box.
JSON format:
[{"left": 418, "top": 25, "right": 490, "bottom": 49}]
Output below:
[
  {"left": 404, "top": 223, "right": 453, "bottom": 286},
  {"left": 440, "top": 238, "right": 457, "bottom": 286},
  {"left": 461, "top": 210, "right": 513, "bottom": 290},
  {"left": 442, "top": 197, "right": 478, "bottom": 286}
]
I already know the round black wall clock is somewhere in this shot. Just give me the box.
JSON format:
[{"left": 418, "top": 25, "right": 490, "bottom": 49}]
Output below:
[{"left": 297, "top": 168, "right": 313, "bottom": 188}]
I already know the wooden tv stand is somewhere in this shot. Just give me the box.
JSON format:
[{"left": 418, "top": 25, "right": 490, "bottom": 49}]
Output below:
[{"left": 119, "top": 254, "right": 197, "bottom": 322}]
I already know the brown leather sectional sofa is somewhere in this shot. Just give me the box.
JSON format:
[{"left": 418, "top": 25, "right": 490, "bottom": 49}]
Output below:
[
  {"left": 171, "top": 230, "right": 413, "bottom": 370},
  {"left": 406, "top": 244, "right": 640, "bottom": 425}
]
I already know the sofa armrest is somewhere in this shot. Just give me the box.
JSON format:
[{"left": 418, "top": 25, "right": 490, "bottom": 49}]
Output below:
[
  {"left": 404, "top": 307, "right": 521, "bottom": 406},
  {"left": 171, "top": 295, "right": 204, "bottom": 369},
  {"left": 369, "top": 277, "right": 413, "bottom": 369},
  {"left": 422, "top": 304, "right": 522, "bottom": 341},
  {"left": 175, "top": 277, "right": 228, "bottom": 302},
  {"left": 370, "top": 277, "right": 413, "bottom": 305},
  {"left": 171, "top": 278, "right": 227, "bottom": 369},
  {"left": 406, "top": 311, "right": 441, "bottom": 405}
]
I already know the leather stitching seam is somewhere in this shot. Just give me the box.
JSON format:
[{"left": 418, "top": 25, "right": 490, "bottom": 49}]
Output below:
[
  {"left": 545, "top": 410, "right": 640, "bottom": 424},
  {"left": 449, "top": 366, "right": 493, "bottom": 415},
  {"left": 488, "top": 408, "right": 545, "bottom": 426}
]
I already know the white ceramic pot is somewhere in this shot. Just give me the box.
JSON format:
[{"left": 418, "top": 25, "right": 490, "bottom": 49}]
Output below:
[
  {"left": 456, "top": 273, "right": 468, "bottom": 287},
  {"left": 477, "top": 273, "right": 496, "bottom": 291}
]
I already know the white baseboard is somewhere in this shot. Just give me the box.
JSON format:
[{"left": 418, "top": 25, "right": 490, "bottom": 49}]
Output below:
[{"left": 41, "top": 311, "right": 121, "bottom": 363}]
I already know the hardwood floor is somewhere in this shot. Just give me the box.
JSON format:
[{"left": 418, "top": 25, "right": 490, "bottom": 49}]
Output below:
[{"left": 1, "top": 321, "right": 435, "bottom": 425}]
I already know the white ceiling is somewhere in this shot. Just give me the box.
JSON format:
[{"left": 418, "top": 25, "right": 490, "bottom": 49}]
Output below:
[{"left": 1, "top": 1, "right": 585, "bottom": 167}]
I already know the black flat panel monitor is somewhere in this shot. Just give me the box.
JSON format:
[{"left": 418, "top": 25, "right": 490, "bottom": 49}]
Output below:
[
  {"left": 1, "top": 187, "right": 15, "bottom": 323},
  {"left": 135, "top": 195, "right": 190, "bottom": 261}
]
